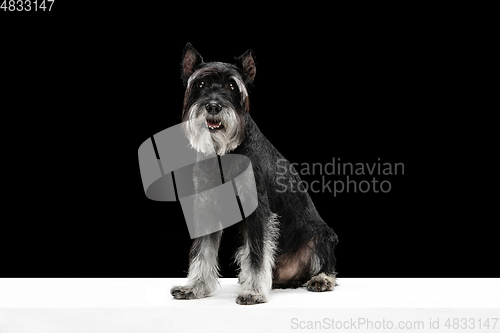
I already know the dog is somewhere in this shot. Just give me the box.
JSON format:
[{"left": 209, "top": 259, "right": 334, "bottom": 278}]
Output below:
[{"left": 170, "top": 43, "right": 338, "bottom": 305}]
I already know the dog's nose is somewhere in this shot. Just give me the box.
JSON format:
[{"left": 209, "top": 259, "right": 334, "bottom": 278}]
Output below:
[{"left": 205, "top": 102, "right": 222, "bottom": 114}]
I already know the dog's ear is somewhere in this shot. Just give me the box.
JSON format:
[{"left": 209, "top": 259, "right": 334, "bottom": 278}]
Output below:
[
  {"left": 235, "top": 49, "right": 256, "bottom": 85},
  {"left": 181, "top": 42, "right": 203, "bottom": 85}
]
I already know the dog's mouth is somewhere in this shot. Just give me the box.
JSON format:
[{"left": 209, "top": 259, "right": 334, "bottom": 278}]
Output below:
[{"left": 206, "top": 119, "right": 224, "bottom": 131}]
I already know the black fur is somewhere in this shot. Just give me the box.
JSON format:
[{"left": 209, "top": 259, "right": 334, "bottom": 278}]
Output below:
[{"left": 234, "top": 115, "right": 338, "bottom": 288}]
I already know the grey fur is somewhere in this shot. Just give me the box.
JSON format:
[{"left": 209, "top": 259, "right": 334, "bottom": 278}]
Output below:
[
  {"left": 171, "top": 230, "right": 222, "bottom": 299},
  {"left": 235, "top": 213, "right": 279, "bottom": 304},
  {"left": 182, "top": 103, "right": 243, "bottom": 156}
]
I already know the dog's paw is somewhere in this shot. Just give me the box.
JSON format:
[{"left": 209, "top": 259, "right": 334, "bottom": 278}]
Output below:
[
  {"left": 306, "top": 273, "right": 336, "bottom": 292},
  {"left": 236, "top": 291, "right": 266, "bottom": 305},
  {"left": 170, "top": 285, "right": 204, "bottom": 300}
]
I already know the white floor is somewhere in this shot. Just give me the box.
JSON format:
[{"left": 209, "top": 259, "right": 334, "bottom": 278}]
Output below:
[{"left": 1, "top": 278, "right": 499, "bottom": 332}]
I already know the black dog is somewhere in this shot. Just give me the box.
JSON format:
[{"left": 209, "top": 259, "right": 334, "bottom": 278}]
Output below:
[{"left": 171, "top": 43, "right": 338, "bottom": 305}]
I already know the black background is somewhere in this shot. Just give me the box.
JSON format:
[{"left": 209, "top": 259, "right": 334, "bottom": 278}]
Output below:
[{"left": 1, "top": 6, "right": 495, "bottom": 278}]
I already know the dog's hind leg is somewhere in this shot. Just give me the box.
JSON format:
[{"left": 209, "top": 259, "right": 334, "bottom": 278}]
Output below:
[
  {"left": 305, "top": 224, "right": 338, "bottom": 292},
  {"left": 170, "top": 230, "right": 222, "bottom": 299},
  {"left": 235, "top": 207, "right": 279, "bottom": 305},
  {"left": 305, "top": 272, "right": 337, "bottom": 292}
]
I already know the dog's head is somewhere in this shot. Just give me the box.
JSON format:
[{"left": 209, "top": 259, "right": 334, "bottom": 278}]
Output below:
[{"left": 180, "top": 43, "right": 256, "bottom": 155}]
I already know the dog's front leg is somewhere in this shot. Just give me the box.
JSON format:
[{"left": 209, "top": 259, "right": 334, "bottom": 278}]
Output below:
[
  {"left": 235, "top": 194, "right": 279, "bottom": 305},
  {"left": 171, "top": 230, "right": 222, "bottom": 299}
]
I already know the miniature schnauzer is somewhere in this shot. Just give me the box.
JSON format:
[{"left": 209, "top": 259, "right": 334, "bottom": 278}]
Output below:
[{"left": 171, "top": 43, "right": 339, "bottom": 305}]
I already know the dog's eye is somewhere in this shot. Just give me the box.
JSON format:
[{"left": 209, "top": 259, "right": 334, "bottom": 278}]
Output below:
[
  {"left": 197, "top": 81, "right": 205, "bottom": 89},
  {"left": 228, "top": 82, "right": 236, "bottom": 91}
]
